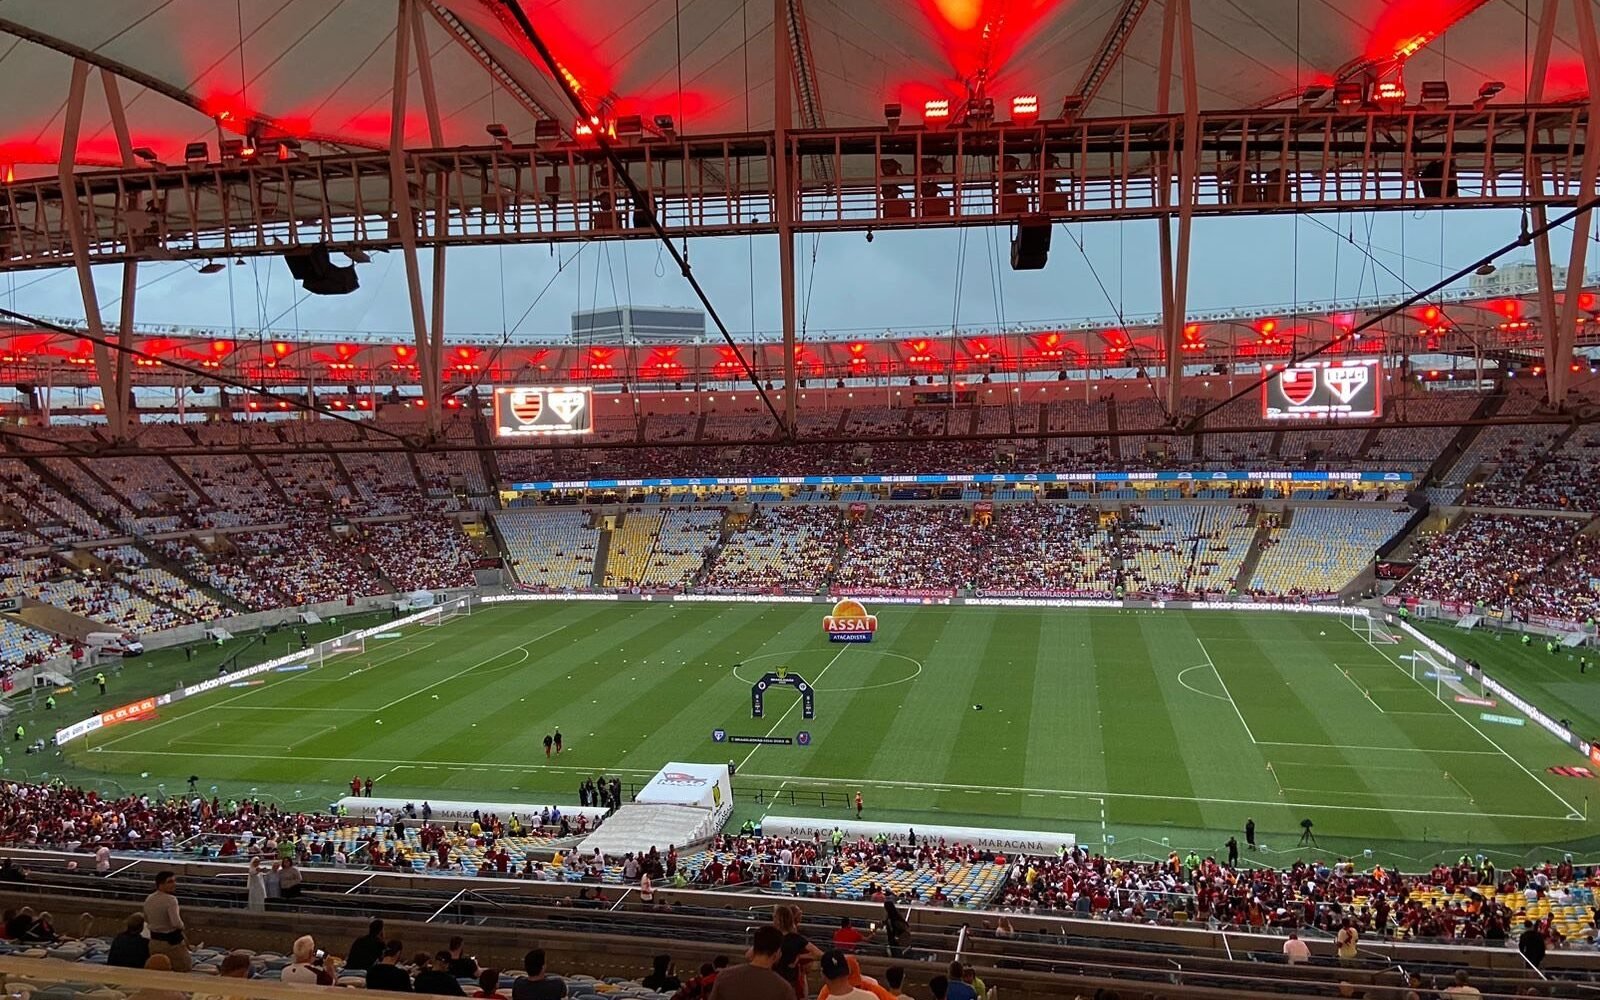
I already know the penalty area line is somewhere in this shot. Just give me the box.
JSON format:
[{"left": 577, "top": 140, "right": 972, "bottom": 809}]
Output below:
[{"left": 734, "top": 770, "right": 1576, "bottom": 822}]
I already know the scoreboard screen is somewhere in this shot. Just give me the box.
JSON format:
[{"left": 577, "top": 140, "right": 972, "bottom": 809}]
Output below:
[
  {"left": 493, "top": 386, "right": 594, "bottom": 437},
  {"left": 1262, "top": 359, "right": 1382, "bottom": 420}
]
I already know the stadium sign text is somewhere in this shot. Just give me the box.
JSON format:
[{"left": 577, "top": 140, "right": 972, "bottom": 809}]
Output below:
[{"left": 824, "top": 598, "right": 878, "bottom": 642}]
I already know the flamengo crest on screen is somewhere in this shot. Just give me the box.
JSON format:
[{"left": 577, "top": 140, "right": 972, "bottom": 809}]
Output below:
[{"left": 824, "top": 598, "right": 878, "bottom": 643}]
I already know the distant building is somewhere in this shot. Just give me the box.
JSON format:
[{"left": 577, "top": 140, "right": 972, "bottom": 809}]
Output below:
[
  {"left": 1469, "top": 261, "right": 1565, "bottom": 294},
  {"left": 571, "top": 306, "right": 706, "bottom": 344}
]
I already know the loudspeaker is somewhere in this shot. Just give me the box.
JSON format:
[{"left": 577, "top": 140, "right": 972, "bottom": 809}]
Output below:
[
  {"left": 1011, "top": 215, "right": 1051, "bottom": 270},
  {"left": 1417, "top": 158, "right": 1457, "bottom": 200},
  {"left": 283, "top": 247, "right": 360, "bottom": 295}
]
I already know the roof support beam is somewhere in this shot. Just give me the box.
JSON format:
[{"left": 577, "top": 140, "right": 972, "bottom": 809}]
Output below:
[
  {"left": 775, "top": 0, "right": 798, "bottom": 436},
  {"left": 1157, "top": 0, "right": 1199, "bottom": 419},
  {"left": 784, "top": 0, "right": 824, "bottom": 130},
  {"left": 421, "top": 1, "right": 566, "bottom": 130},
  {"left": 1072, "top": 0, "right": 1154, "bottom": 112},
  {"left": 1548, "top": 0, "right": 1600, "bottom": 406},
  {"left": 1529, "top": 0, "right": 1566, "bottom": 405},
  {"left": 101, "top": 69, "right": 137, "bottom": 432},
  {"left": 413, "top": 0, "right": 450, "bottom": 428},
  {"left": 59, "top": 58, "right": 126, "bottom": 439},
  {"left": 391, "top": 0, "right": 442, "bottom": 436}
]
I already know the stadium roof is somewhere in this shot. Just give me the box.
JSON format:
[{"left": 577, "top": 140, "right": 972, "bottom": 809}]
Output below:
[{"left": 0, "top": 0, "right": 1590, "bottom": 177}]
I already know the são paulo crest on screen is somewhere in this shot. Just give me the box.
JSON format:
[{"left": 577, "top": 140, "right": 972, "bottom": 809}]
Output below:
[{"left": 823, "top": 598, "right": 877, "bottom": 643}]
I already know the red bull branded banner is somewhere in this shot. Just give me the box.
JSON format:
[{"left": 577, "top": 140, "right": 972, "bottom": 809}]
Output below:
[{"left": 824, "top": 598, "right": 878, "bottom": 643}]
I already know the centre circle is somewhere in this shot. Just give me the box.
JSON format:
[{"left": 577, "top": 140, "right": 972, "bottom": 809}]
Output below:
[{"left": 730, "top": 649, "right": 923, "bottom": 692}]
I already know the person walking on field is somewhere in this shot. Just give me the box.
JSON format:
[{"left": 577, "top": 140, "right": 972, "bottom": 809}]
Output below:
[
  {"left": 543, "top": 734, "right": 553, "bottom": 758},
  {"left": 1244, "top": 818, "right": 1256, "bottom": 849},
  {"left": 854, "top": 792, "right": 863, "bottom": 819}
]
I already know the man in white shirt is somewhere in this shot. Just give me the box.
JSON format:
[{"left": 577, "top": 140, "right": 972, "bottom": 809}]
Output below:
[
  {"left": 281, "top": 936, "right": 323, "bottom": 984},
  {"left": 1282, "top": 931, "right": 1310, "bottom": 965}
]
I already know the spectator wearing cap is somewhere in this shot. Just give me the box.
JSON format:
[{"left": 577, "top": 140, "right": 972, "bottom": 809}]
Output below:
[
  {"left": 817, "top": 951, "right": 876, "bottom": 1000},
  {"left": 817, "top": 954, "right": 893, "bottom": 1000}
]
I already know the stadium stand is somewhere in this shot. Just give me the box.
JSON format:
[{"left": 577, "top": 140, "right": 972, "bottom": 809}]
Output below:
[
  {"left": 495, "top": 510, "right": 601, "bottom": 590},
  {"left": 700, "top": 506, "right": 840, "bottom": 593},
  {"left": 362, "top": 518, "right": 477, "bottom": 592},
  {"left": 834, "top": 506, "right": 980, "bottom": 593},
  {"left": 91, "top": 545, "right": 226, "bottom": 621},
  {"left": 972, "top": 504, "right": 1113, "bottom": 595},
  {"left": 0, "top": 617, "right": 67, "bottom": 668},
  {"left": 1396, "top": 513, "right": 1596, "bottom": 621},
  {"left": 1248, "top": 506, "right": 1412, "bottom": 599}
]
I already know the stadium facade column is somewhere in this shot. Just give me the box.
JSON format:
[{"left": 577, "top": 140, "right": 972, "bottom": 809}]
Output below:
[
  {"left": 58, "top": 58, "right": 126, "bottom": 439},
  {"left": 1154, "top": 0, "right": 1199, "bottom": 417},
  {"left": 1527, "top": 0, "right": 1600, "bottom": 408},
  {"left": 102, "top": 69, "right": 139, "bottom": 437},
  {"left": 388, "top": 0, "right": 443, "bottom": 436},
  {"left": 774, "top": 0, "right": 799, "bottom": 436},
  {"left": 409, "top": 0, "right": 448, "bottom": 430},
  {"left": 1548, "top": 0, "right": 1600, "bottom": 406}
]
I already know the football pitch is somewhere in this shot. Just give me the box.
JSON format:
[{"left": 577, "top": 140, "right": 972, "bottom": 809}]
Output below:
[{"left": 50, "top": 601, "right": 1600, "bottom": 866}]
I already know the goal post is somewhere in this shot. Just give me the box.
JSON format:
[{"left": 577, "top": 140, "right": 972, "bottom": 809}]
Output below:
[
  {"left": 314, "top": 632, "right": 365, "bottom": 667},
  {"left": 419, "top": 594, "right": 472, "bottom": 627},
  {"left": 1341, "top": 609, "right": 1400, "bottom": 644}
]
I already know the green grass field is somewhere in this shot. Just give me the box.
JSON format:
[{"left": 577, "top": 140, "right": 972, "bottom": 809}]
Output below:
[{"left": 29, "top": 602, "right": 1600, "bottom": 867}]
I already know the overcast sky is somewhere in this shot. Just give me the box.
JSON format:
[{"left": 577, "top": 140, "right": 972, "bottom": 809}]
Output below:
[{"left": 0, "top": 206, "right": 1570, "bottom": 344}]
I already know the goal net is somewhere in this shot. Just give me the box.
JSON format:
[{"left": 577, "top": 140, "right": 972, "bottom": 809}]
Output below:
[
  {"left": 419, "top": 595, "right": 472, "bottom": 627},
  {"left": 1342, "top": 610, "right": 1401, "bottom": 644},
  {"left": 314, "top": 632, "right": 365, "bottom": 666}
]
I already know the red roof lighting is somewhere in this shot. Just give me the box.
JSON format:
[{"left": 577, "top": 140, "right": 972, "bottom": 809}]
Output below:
[{"left": 924, "top": 99, "right": 951, "bottom": 123}]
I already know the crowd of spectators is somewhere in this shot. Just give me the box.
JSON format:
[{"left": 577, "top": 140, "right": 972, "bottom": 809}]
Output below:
[
  {"left": 833, "top": 507, "right": 982, "bottom": 594},
  {"left": 998, "top": 845, "right": 1594, "bottom": 947},
  {"left": 970, "top": 505, "right": 1112, "bottom": 596},
  {"left": 700, "top": 506, "right": 841, "bottom": 593},
  {"left": 0, "top": 781, "right": 336, "bottom": 856},
  {"left": 1395, "top": 513, "right": 1596, "bottom": 622},
  {"left": 363, "top": 518, "right": 477, "bottom": 592}
]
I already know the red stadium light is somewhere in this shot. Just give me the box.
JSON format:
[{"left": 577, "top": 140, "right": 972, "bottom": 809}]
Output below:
[
  {"left": 1396, "top": 34, "right": 1430, "bottom": 59},
  {"left": 271, "top": 341, "right": 292, "bottom": 358},
  {"left": 1255, "top": 318, "right": 1277, "bottom": 335},
  {"left": 1011, "top": 94, "right": 1039, "bottom": 123},
  {"left": 1581, "top": 292, "right": 1598, "bottom": 312},
  {"left": 924, "top": 99, "right": 951, "bottom": 125},
  {"left": 357, "top": 398, "right": 372, "bottom": 410},
  {"left": 210, "top": 339, "right": 233, "bottom": 357},
  {"left": 1420, "top": 305, "right": 1441, "bottom": 324},
  {"left": 445, "top": 396, "right": 462, "bottom": 409},
  {"left": 1374, "top": 80, "right": 1406, "bottom": 106}
]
